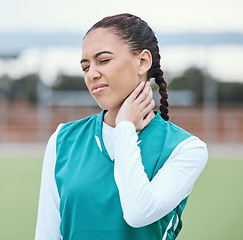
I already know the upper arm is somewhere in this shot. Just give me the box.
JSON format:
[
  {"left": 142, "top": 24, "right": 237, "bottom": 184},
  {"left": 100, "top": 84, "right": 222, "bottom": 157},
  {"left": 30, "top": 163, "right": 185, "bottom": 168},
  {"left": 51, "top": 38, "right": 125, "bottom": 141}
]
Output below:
[{"left": 151, "top": 136, "right": 208, "bottom": 205}]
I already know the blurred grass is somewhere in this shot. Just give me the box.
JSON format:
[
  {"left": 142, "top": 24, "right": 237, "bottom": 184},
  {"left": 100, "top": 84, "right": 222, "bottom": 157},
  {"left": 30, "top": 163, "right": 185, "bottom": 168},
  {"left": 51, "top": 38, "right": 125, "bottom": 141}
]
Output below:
[
  {"left": 178, "top": 158, "right": 243, "bottom": 240},
  {"left": 0, "top": 156, "right": 42, "bottom": 240},
  {"left": 0, "top": 156, "right": 242, "bottom": 239}
]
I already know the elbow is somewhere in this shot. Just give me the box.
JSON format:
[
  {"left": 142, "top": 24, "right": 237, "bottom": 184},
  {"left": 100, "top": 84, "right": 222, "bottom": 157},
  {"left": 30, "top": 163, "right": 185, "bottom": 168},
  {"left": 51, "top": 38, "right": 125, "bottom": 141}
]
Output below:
[
  {"left": 201, "top": 142, "right": 208, "bottom": 168},
  {"left": 121, "top": 201, "right": 149, "bottom": 228},
  {"left": 194, "top": 139, "right": 208, "bottom": 170},
  {"left": 123, "top": 204, "right": 161, "bottom": 228},
  {"left": 123, "top": 210, "right": 145, "bottom": 228},
  {"left": 120, "top": 185, "right": 164, "bottom": 228},
  {"left": 122, "top": 196, "right": 162, "bottom": 228}
]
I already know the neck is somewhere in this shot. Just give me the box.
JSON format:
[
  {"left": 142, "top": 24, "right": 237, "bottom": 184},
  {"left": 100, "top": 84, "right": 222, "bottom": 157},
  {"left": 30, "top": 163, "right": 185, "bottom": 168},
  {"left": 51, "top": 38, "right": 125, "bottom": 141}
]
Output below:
[
  {"left": 103, "top": 108, "right": 120, "bottom": 128},
  {"left": 103, "top": 108, "right": 156, "bottom": 129}
]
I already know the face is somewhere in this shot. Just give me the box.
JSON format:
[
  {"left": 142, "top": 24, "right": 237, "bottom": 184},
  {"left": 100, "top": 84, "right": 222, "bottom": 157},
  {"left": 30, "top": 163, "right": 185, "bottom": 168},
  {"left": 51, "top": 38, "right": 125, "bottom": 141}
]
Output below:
[{"left": 81, "top": 28, "right": 141, "bottom": 111}]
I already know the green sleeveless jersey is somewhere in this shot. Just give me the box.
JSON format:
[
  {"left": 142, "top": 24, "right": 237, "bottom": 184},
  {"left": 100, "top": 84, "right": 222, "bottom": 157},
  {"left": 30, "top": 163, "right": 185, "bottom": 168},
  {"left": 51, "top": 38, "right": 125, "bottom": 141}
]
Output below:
[{"left": 55, "top": 110, "right": 192, "bottom": 240}]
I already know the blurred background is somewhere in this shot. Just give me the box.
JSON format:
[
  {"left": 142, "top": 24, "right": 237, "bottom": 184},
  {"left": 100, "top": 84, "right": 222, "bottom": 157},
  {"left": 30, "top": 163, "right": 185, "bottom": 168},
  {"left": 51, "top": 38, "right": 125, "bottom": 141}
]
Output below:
[{"left": 0, "top": 0, "right": 242, "bottom": 239}]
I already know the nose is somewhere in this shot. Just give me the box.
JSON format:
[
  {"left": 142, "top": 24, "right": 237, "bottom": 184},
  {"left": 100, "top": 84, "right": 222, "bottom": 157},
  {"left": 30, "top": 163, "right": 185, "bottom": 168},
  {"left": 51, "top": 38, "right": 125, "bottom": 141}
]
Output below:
[{"left": 87, "top": 64, "right": 101, "bottom": 81}]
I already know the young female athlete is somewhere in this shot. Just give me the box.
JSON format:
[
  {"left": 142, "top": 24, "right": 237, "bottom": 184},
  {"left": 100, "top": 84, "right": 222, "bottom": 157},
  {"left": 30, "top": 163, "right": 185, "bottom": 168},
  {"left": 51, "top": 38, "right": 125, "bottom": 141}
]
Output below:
[{"left": 35, "top": 13, "right": 208, "bottom": 240}]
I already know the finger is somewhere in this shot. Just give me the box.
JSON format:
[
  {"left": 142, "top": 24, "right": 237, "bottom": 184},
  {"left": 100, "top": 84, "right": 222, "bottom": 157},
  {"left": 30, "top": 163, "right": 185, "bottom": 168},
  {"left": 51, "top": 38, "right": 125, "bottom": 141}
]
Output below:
[
  {"left": 135, "top": 82, "right": 151, "bottom": 104},
  {"left": 141, "top": 99, "right": 155, "bottom": 117},
  {"left": 138, "top": 111, "right": 153, "bottom": 130},
  {"left": 144, "top": 111, "right": 154, "bottom": 122},
  {"left": 148, "top": 84, "right": 153, "bottom": 99},
  {"left": 146, "top": 85, "right": 154, "bottom": 106},
  {"left": 129, "top": 81, "right": 146, "bottom": 101},
  {"left": 137, "top": 85, "right": 153, "bottom": 109},
  {"left": 139, "top": 95, "right": 153, "bottom": 112},
  {"left": 145, "top": 86, "right": 154, "bottom": 107}
]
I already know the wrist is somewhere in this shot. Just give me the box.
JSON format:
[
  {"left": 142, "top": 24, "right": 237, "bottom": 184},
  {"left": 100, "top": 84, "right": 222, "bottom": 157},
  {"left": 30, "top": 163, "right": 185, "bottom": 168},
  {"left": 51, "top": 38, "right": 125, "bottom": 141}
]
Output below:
[{"left": 115, "top": 120, "right": 136, "bottom": 130}]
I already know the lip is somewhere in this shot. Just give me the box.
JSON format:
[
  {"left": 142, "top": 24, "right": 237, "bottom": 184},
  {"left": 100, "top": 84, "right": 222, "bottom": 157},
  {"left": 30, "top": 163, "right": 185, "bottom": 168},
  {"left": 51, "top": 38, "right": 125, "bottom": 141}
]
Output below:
[{"left": 91, "top": 83, "right": 109, "bottom": 95}]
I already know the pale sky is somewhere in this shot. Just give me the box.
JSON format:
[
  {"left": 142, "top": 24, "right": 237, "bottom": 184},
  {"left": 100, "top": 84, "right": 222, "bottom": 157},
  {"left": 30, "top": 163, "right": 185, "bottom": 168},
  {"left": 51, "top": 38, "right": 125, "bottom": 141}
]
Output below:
[
  {"left": 1, "top": 0, "right": 243, "bottom": 83},
  {"left": 1, "top": 0, "right": 243, "bottom": 33}
]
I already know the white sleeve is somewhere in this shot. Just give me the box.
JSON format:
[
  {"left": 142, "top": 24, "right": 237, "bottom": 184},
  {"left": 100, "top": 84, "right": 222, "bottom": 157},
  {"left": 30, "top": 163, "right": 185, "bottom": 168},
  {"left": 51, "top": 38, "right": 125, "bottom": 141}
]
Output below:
[
  {"left": 35, "top": 124, "right": 63, "bottom": 240},
  {"left": 113, "top": 121, "right": 208, "bottom": 228}
]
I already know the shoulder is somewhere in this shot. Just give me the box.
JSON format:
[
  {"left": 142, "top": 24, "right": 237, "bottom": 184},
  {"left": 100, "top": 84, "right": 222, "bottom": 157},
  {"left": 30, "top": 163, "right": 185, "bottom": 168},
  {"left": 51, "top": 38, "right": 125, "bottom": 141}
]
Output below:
[
  {"left": 169, "top": 136, "right": 208, "bottom": 170},
  {"left": 143, "top": 112, "right": 192, "bottom": 147},
  {"left": 59, "top": 114, "right": 96, "bottom": 133},
  {"left": 55, "top": 111, "right": 104, "bottom": 152},
  {"left": 57, "top": 112, "right": 102, "bottom": 140},
  {"left": 152, "top": 113, "right": 191, "bottom": 137},
  {"left": 173, "top": 135, "right": 207, "bottom": 152}
]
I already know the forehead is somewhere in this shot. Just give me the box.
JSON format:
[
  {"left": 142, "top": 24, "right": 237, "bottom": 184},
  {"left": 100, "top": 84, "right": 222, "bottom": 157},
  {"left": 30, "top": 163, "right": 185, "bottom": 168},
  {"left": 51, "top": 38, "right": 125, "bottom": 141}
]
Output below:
[{"left": 82, "top": 28, "right": 130, "bottom": 58}]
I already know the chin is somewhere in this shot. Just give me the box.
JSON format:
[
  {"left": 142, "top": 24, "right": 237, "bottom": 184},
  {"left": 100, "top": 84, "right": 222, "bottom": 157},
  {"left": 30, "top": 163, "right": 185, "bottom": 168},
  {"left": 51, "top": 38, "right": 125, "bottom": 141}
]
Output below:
[
  {"left": 95, "top": 100, "right": 110, "bottom": 110},
  {"left": 96, "top": 100, "right": 121, "bottom": 112}
]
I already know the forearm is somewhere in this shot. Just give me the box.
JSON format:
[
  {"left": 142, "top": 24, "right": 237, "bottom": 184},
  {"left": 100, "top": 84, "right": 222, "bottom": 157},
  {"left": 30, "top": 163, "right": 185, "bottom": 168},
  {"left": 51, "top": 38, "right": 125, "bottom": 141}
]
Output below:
[{"left": 113, "top": 121, "right": 207, "bottom": 228}]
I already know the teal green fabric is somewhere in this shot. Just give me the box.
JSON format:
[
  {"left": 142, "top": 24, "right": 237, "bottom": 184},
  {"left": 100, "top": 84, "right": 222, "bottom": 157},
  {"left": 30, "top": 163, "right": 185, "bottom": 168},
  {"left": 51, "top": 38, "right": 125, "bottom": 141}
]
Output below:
[{"left": 55, "top": 111, "right": 192, "bottom": 240}]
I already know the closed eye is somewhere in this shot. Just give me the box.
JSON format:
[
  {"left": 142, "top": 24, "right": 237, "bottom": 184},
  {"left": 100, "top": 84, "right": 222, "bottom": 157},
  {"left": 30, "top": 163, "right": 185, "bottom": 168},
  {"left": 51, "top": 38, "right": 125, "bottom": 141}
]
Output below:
[
  {"left": 82, "top": 66, "right": 90, "bottom": 72},
  {"left": 98, "top": 59, "right": 111, "bottom": 64},
  {"left": 81, "top": 58, "right": 111, "bottom": 72}
]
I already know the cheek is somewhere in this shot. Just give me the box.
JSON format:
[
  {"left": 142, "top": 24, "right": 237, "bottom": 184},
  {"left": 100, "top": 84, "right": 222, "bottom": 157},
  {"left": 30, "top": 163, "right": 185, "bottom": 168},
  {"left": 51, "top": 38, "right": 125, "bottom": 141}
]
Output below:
[
  {"left": 118, "top": 72, "right": 140, "bottom": 93},
  {"left": 115, "top": 64, "right": 139, "bottom": 87},
  {"left": 84, "top": 77, "right": 91, "bottom": 90},
  {"left": 112, "top": 78, "right": 138, "bottom": 102}
]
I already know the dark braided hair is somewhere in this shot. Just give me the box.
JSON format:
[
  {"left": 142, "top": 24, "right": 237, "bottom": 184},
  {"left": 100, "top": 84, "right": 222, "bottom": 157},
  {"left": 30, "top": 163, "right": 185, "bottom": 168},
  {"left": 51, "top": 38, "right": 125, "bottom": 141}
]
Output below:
[{"left": 85, "top": 13, "right": 169, "bottom": 121}]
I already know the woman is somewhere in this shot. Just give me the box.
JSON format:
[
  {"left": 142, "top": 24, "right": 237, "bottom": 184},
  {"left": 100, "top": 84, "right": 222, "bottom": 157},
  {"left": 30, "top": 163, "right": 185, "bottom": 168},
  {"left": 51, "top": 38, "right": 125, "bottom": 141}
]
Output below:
[{"left": 35, "top": 13, "right": 207, "bottom": 240}]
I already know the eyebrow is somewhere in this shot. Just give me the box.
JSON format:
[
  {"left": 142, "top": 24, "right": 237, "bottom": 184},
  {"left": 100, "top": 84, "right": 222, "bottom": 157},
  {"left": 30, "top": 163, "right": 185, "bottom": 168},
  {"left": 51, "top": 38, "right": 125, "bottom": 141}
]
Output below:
[{"left": 80, "top": 51, "right": 113, "bottom": 64}]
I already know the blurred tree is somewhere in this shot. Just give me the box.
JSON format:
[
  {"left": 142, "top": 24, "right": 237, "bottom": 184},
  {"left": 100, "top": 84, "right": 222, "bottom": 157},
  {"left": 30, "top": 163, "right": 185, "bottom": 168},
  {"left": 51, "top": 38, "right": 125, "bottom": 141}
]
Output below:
[
  {"left": 218, "top": 82, "right": 243, "bottom": 104},
  {"left": 0, "top": 74, "right": 38, "bottom": 104},
  {"left": 12, "top": 74, "right": 38, "bottom": 103},
  {"left": 1, "top": 69, "right": 243, "bottom": 105},
  {"left": 168, "top": 67, "right": 243, "bottom": 105},
  {"left": 168, "top": 67, "right": 205, "bottom": 104},
  {"left": 0, "top": 75, "right": 12, "bottom": 101},
  {"left": 52, "top": 74, "right": 86, "bottom": 91}
]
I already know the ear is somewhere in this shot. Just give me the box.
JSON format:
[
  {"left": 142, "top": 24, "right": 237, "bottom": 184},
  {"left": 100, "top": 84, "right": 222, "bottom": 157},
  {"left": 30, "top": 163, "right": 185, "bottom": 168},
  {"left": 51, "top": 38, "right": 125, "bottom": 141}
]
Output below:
[{"left": 137, "top": 49, "right": 152, "bottom": 76}]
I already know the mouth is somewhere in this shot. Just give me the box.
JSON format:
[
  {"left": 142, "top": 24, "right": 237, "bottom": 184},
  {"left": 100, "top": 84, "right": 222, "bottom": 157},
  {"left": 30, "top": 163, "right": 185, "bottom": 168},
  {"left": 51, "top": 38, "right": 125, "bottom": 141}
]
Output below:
[{"left": 91, "top": 83, "right": 109, "bottom": 95}]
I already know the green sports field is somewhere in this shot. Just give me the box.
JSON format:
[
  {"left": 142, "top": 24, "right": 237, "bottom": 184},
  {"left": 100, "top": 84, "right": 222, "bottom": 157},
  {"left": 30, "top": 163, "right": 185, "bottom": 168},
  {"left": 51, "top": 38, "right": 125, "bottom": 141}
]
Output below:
[{"left": 0, "top": 155, "right": 242, "bottom": 239}]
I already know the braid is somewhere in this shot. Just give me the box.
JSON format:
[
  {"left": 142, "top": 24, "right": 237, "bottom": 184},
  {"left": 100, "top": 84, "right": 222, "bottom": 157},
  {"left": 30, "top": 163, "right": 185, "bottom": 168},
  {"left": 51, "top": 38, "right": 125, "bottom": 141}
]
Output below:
[
  {"left": 153, "top": 68, "right": 169, "bottom": 121},
  {"left": 86, "top": 13, "right": 169, "bottom": 121},
  {"left": 149, "top": 45, "right": 169, "bottom": 121}
]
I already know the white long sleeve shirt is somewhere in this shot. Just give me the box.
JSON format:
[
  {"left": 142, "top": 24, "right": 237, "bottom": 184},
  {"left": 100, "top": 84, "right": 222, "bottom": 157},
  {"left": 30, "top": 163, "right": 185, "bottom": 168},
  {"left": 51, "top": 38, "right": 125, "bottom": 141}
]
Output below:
[{"left": 35, "top": 121, "right": 207, "bottom": 239}]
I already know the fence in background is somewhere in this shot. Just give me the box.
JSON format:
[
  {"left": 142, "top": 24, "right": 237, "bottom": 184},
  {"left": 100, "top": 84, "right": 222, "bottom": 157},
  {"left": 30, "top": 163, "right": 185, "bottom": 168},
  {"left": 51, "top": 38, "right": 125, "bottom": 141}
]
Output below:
[{"left": 0, "top": 103, "right": 243, "bottom": 143}]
